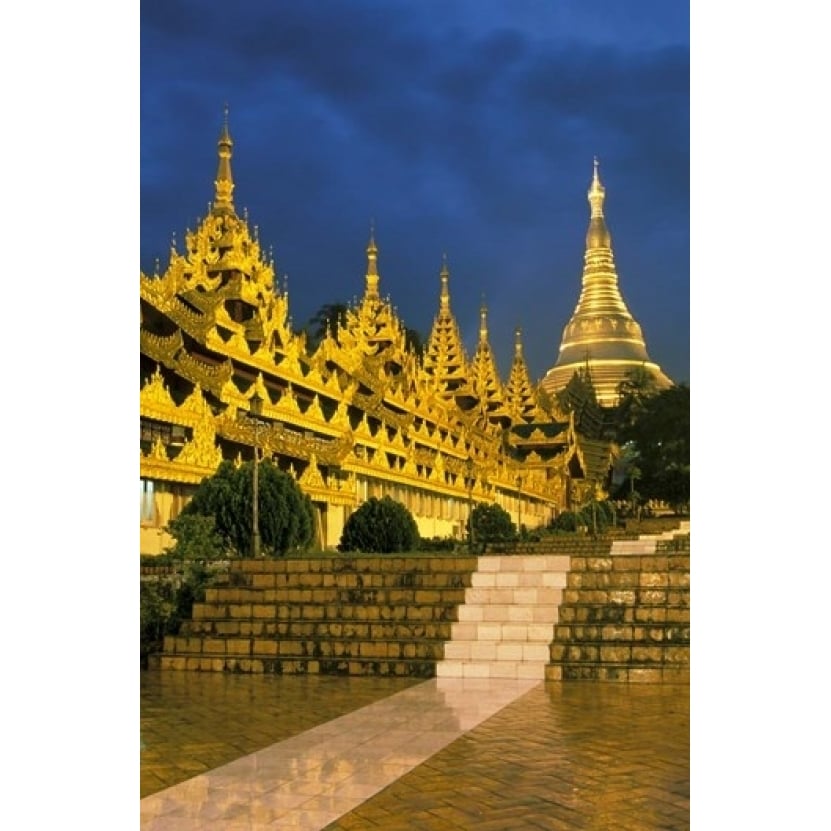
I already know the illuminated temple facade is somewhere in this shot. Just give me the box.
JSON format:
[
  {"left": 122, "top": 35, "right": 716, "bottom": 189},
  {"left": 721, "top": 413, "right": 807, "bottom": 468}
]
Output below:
[
  {"left": 540, "top": 160, "right": 672, "bottom": 407},
  {"left": 140, "top": 119, "right": 616, "bottom": 555}
]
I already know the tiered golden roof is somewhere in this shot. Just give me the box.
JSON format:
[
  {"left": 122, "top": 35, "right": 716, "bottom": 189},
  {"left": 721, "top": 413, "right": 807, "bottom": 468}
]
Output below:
[
  {"left": 421, "top": 256, "right": 470, "bottom": 399},
  {"left": 139, "top": 115, "right": 616, "bottom": 553},
  {"left": 464, "top": 302, "right": 511, "bottom": 426},
  {"left": 540, "top": 159, "right": 672, "bottom": 407}
]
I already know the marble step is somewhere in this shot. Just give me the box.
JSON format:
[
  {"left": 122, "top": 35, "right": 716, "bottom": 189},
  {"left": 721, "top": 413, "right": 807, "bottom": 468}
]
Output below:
[
  {"left": 443, "top": 640, "right": 551, "bottom": 662},
  {"left": 437, "top": 659, "right": 549, "bottom": 680},
  {"left": 450, "top": 621, "right": 556, "bottom": 642}
]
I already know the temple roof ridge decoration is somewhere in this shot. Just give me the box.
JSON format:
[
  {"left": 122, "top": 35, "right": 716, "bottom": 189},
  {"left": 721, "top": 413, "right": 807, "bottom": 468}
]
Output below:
[{"left": 540, "top": 158, "right": 673, "bottom": 407}]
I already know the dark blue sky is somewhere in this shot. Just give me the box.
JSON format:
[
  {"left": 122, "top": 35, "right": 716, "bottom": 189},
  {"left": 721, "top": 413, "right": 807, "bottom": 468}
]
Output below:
[{"left": 141, "top": 0, "right": 689, "bottom": 386}]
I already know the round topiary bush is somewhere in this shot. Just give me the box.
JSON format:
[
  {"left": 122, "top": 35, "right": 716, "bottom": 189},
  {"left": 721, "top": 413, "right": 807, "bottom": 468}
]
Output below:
[
  {"left": 470, "top": 503, "right": 516, "bottom": 543},
  {"left": 339, "top": 496, "right": 420, "bottom": 553}
]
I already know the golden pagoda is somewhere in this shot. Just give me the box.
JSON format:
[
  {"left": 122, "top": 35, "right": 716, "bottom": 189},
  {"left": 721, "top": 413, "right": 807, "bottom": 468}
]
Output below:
[
  {"left": 540, "top": 159, "right": 672, "bottom": 407},
  {"left": 140, "top": 114, "right": 613, "bottom": 555}
]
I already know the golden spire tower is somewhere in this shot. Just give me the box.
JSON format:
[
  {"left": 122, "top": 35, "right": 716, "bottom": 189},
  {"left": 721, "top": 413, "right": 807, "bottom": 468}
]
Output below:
[
  {"left": 467, "top": 300, "right": 510, "bottom": 425},
  {"left": 505, "top": 327, "right": 548, "bottom": 424},
  {"left": 541, "top": 159, "right": 672, "bottom": 407},
  {"left": 421, "top": 255, "right": 470, "bottom": 397}
]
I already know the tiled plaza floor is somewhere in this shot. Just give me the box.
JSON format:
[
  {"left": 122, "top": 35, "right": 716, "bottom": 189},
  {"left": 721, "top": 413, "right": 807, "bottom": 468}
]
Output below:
[{"left": 141, "top": 671, "right": 688, "bottom": 829}]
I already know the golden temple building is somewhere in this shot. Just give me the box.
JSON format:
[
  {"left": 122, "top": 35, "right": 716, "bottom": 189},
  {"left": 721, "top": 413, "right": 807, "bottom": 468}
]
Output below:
[
  {"left": 540, "top": 159, "right": 673, "bottom": 408},
  {"left": 140, "top": 116, "right": 616, "bottom": 555}
]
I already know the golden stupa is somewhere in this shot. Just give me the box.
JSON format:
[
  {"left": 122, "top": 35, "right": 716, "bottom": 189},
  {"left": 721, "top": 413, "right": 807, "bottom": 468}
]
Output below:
[{"left": 541, "top": 160, "right": 672, "bottom": 407}]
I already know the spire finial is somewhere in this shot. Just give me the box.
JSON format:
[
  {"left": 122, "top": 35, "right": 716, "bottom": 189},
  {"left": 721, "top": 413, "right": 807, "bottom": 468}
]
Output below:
[
  {"left": 514, "top": 326, "right": 523, "bottom": 357},
  {"left": 365, "top": 223, "right": 379, "bottom": 299},
  {"left": 479, "top": 296, "right": 488, "bottom": 343},
  {"left": 213, "top": 106, "right": 235, "bottom": 215},
  {"left": 438, "top": 253, "right": 451, "bottom": 311},
  {"left": 588, "top": 156, "right": 605, "bottom": 216}
]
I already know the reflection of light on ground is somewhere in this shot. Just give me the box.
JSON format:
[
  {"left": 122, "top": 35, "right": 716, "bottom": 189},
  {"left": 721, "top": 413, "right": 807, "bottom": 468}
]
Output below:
[
  {"left": 141, "top": 676, "right": 539, "bottom": 828},
  {"left": 141, "top": 673, "right": 689, "bottom": 830}
]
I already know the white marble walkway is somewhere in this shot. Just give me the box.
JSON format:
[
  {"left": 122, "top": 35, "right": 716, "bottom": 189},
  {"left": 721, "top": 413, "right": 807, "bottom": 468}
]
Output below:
[{"left": 140, "top": 677, "right": 539, "bottom": 830}]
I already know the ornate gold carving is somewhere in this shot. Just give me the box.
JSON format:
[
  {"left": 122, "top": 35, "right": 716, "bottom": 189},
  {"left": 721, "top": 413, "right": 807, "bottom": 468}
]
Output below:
[
  {"left": 175, "top": 412, "right": 223, "bottom": 469},
  {"left": 141, "top": 366, "right": 176, "bottom": 410},
  {"left": 298, "top": 454, "right": 327, "bottom": 489}
]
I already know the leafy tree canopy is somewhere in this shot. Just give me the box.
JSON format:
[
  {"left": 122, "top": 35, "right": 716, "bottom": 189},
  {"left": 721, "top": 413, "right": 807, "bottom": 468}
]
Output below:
[
  {"left": 616, "top": 383, "right": 689, "bottom": 512},
  {"left": 302, "top": 302, "right": 349, "bottom": 353},
  {"left": 470, "top": 503, "right": 516, "bottom": 543},
  {"left": 181, "top": 459, "right": 315, "bottom": 556}
]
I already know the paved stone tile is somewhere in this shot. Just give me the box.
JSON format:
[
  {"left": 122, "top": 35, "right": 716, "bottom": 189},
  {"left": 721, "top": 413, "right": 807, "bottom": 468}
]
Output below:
[
  {"left": 141, "top": 673, "right": 688, "bottom": 829},
  {"left": 324, "top": 681, "right": 689, "bottom": 830},
  {"left": 141, "top": 671, "right": 420, "bottom": 798}
]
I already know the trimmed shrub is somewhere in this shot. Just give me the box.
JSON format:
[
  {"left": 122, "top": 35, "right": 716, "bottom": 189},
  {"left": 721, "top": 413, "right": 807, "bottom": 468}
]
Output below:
[
  {"left": 339, "top": 497, "right": 420, "bottom": 553},
  {"left": 470, "top": 503, "right": 516, "bottom": 543}
]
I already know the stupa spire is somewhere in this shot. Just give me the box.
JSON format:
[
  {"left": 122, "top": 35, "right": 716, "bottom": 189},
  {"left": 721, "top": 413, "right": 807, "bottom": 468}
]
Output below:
[
  {"left": 586, "top": 156, "right": 610, "bottom": 249},
  {"left": 212, "top": 104, "right": 235, "bottom": 216}
]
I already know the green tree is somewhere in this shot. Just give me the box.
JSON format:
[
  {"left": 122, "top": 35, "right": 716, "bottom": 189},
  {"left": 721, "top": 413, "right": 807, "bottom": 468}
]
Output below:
[
  {"left": 302, "top": 302, "right": 348, "bottom": 352},
  {"left": 181, "top": 459, "right": 315, "bottom": 556},
  {"left": 469, "top": 503, "right": 516, "bottom": 543},
  {"left": 404, "top": 327, "right": 425, "bottom": 359},
  {"left": 339, "top": 496, "right": 420, "bottom": 553},
  {"left": 164, "top": 513, "right": 226, "bottom": 561},
  {"left": 614, "top": 365, "right": 659, "bottom": 433},
  {"left": 617, "top": 384, "right": 690, "bottom": 513}
]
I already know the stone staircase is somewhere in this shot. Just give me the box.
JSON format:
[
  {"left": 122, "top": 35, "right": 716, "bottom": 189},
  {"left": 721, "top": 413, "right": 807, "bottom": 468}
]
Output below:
[
  {"left": 155, "top": 523, "right": 690, "bottom": 683},
  {"left": 545, "top": 525, "right": 690, "bottom": 682},
  {"left": 436, "top": 554, "right": 572, "bottom": 680},
  {"left": 158, "top": 555, "right": 478, "bottom": 676}
]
